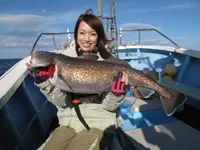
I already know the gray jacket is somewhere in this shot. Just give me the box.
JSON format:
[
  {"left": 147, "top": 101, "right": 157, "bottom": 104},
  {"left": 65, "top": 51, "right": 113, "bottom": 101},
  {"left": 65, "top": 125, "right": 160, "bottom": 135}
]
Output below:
[{"left": 35, "top": 79, "right": 125, "bottom": 133}]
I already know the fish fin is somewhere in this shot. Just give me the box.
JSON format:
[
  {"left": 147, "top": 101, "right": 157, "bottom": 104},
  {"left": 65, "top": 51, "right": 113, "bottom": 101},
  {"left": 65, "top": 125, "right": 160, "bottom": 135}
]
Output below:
[
  {"left": 58, "top": 74, "right": 75, "bottom": 93},
  {"left": 137, "top": 87, "right": 155, "bottom": 99},
  {"left": 103, "top": 58, "right": 131, "bottom": 68},
  {"left": 78, "top": 54, "right": 99, "bottom": 60},
  {"left": 142, "top": 70, "right": 159, "bottom": 82},
  {"left": 160, "top": 89, "right": 187, "bottom": 116}
]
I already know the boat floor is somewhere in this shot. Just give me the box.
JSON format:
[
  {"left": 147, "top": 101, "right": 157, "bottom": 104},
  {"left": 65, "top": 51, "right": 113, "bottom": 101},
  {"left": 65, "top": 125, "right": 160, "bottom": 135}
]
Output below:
[
  {"left": 125, "top": 120, "right": 200, "bottom": 150},
  {"left": 130, "top": 96, "right": 200, "bottom": 131},
  {"left": 123, "top": 96, "right": 200, "bottom": 149},
  {"left": 173, "top": 103, "right": 200, "bottom": 131}
]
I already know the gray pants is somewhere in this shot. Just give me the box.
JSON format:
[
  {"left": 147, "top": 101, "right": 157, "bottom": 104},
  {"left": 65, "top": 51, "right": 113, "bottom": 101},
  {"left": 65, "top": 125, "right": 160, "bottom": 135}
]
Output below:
[{"left": 40, "top": 126, "right": 111, "bottom": 150}]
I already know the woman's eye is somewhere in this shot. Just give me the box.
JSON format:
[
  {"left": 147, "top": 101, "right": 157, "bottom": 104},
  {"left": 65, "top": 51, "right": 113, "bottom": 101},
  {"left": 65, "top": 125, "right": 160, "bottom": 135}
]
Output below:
[{"left": 91, "top": 33, "right": 97, "bottom": 36}]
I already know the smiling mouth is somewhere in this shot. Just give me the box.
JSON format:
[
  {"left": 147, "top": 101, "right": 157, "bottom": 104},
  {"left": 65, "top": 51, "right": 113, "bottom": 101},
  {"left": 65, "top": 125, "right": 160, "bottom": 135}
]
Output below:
[{"left": 82, "top": 43, "right": 91, "bottom": 47}]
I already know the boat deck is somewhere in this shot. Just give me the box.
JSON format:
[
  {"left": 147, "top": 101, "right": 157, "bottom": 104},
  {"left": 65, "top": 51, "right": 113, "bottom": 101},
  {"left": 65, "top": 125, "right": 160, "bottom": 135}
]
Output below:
[
  {"left": 125, "top": 120, "right": 200, "bottom": 150},
  {"left": 119, "top": 96, "right": 200, "bottom": 149}
]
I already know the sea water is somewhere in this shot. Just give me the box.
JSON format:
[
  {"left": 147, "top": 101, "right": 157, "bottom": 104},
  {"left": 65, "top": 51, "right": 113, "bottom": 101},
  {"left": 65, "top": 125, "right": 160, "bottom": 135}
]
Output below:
[{"left": 0, "top": 59, "right": 21, "bottom": 76}]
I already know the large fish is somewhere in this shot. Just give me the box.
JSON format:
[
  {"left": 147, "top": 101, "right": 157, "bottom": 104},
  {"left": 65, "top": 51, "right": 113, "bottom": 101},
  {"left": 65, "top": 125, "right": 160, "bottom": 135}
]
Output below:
[{"left": 29, "top": 51, "right": 186, "bottom": 116}]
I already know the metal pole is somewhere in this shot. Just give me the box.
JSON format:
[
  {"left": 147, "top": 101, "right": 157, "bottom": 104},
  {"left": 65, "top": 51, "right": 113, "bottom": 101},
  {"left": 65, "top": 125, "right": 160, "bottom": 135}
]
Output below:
[
  {"left": 138, "top": 30, "right": 140, "bottom": 45},
  {"left": 120, "top": 26, "right": 122, "bottom": 45},
  {"left": 98, "top": 0, "right": 103, "bottom": 21},
  {"left": 106, "top": 19, "right": 109, "bottom": 38},
  {"left": 110, "top": 0, "right": 118, "bottom": 56},
  {"left": 67, "top": 29, "right": 71, "bottom": 40},
  {"left": 110, "top": 0, "right": 115, "bottom": 39},
  {"left": 52, "top": 34, "right": 57, "bottom": 49}
]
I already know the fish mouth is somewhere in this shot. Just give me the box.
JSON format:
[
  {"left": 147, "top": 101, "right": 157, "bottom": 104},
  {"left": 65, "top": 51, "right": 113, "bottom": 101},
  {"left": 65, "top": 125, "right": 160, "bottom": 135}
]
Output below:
[
  {"left": 31, "top": 61, "right": 51, "bottom": 67},
  {"left": 31, "top": 57, "right": 52, "bottom": 67},
  {"left": 30, "top": 51, "right": 53, "bottom": 67}
]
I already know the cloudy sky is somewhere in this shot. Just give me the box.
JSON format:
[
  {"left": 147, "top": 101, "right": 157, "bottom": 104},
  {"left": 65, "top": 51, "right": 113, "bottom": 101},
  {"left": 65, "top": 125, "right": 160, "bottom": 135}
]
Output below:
[{"left": 0, "top": 0, "right": 200, "bottom": 59}]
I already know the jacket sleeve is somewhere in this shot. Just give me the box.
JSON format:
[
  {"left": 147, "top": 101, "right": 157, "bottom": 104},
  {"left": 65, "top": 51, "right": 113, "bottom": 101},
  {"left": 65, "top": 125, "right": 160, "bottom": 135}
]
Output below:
[
  {"left": 34, "top": 80, "right": 73, "bottom": 107},
  {"left": 101, "top": 91, "right": 125, "bottom": 112}
]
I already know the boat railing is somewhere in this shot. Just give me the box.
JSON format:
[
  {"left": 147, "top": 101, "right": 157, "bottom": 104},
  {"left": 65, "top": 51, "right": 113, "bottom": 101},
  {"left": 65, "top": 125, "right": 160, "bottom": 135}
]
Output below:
[
  {"left": 30, "top": 31, "right": 75, "bottom": 54},
  {"left": 107, "top": 28, "right": 180, "bottom": 48},
  {"left": 30, "top": 28, "right": 180, "bottom": 55}
]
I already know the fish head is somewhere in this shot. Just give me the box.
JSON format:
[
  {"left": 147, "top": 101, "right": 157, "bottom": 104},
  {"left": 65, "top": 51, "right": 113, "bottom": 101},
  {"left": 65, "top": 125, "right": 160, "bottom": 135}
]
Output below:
[{"left": 30, "top": 51, "right": 56, "bottom": 67}]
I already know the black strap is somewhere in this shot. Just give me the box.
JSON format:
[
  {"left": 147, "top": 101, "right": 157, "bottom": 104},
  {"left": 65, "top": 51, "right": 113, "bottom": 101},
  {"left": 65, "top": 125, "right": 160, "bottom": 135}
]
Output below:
[
  {"left": 72, "top": 93, "right": 90, "bottom": 130},
  {"left": 73, "top": 103, "right": 90, "bottom": 130}
]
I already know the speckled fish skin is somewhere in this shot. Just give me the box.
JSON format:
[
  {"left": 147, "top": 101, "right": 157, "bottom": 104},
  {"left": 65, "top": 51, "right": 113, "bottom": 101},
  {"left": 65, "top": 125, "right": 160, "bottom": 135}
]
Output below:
[
  {"left": 31, "top": 51, "right": 166, "bottom": 95},
  {"left": 30, "top": 51, "right": 186, "bottom": 116}
]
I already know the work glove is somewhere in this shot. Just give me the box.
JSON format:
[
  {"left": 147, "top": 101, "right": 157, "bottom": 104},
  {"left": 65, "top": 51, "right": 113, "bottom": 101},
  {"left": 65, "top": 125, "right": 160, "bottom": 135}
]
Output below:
[
  {"left": 111, "top": 72, "right": 130, "bottom": 96},
  {"left": 27, "top": 64, "right": 55, "bottom": 84}
]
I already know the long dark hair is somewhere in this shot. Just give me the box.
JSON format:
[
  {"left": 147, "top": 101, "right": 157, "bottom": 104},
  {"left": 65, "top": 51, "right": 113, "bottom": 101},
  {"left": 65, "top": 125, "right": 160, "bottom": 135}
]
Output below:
[{"left": 74, "top": 9, "right": 113, "bottom": 59}]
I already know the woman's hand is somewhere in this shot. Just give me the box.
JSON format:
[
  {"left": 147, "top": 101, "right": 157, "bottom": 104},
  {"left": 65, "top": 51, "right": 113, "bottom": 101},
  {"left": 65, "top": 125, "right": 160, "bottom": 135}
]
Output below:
[
  {"left": 111, "top": 71, "right": 130, "bottom": 96},
  {"left": 25, "top": 63, "right": 55, "bottom": 84}
]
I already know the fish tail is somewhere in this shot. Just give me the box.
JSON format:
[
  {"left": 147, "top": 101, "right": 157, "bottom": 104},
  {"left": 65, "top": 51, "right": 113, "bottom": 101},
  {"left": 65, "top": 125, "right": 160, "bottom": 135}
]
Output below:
[
  {"left": 159, "top": 88, "right": 187, "bottom": 116},
  {"left": 136, "top": 87, "right": 155, "bottom": 99}
]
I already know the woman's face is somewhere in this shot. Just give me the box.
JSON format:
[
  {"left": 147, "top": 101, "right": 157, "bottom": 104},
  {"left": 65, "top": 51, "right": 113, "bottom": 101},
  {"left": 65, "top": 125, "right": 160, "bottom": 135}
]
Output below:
[{"left": 77, "top": 21, "right": 98, "bottom": 52}]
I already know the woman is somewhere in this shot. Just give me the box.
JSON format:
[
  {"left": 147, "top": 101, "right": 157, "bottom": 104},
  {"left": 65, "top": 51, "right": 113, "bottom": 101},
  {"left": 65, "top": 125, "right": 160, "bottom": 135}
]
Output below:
[{"left": 27, "top": 10, "right": 130, "bottom": 150}]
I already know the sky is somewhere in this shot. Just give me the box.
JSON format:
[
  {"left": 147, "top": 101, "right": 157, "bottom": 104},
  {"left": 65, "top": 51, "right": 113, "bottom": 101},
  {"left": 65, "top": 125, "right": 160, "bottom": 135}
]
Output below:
[{"left": 0, "top": 0, "right": 200, "bottom": 59}]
